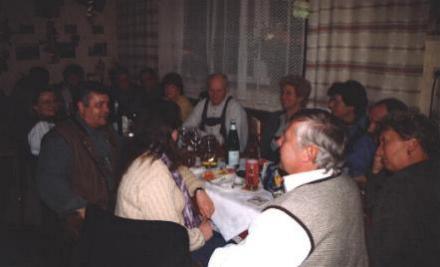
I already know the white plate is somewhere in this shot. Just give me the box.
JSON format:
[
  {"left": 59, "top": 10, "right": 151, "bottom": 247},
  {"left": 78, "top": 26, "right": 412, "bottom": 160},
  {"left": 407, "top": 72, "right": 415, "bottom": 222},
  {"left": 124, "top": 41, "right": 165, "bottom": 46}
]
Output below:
[{"left": 210, "top": 173, "right": 236, "bottom": 188}]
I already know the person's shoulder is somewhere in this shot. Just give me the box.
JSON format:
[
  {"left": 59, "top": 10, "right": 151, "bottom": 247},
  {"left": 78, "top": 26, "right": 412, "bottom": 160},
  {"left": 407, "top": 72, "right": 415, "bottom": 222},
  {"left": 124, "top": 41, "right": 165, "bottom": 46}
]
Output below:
[
  {"left": 352, "top": 132, "right": 376, "bottom": 150},
  {"left": 43, "top": 125, "right": 63, "bottom": 140},
  {"left": 227, "top": 97, "right": 246, "bottom": 112},
  {"left": 39, "top": 126, "right": 71, "bottom": 154},
  {"left": 127, "top": 155, "right": 170, "bottom": 178},
  {"left": 122, "top": 155, "right": 174, "bottom": 188},
  {"left": 179, "top": 95, "right": 193, "bottom": 106}
]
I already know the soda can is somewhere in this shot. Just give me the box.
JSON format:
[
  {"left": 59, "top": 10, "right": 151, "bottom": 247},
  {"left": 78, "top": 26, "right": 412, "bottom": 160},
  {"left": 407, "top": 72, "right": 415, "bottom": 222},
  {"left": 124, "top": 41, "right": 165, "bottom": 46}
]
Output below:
[{"left": 245, "top": 159, "right": 260, "bottom": 191}]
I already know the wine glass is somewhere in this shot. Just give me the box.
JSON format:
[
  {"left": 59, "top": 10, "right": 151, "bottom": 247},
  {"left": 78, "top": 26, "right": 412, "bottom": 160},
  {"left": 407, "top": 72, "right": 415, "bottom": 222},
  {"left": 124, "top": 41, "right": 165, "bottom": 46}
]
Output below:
[{"left": 201, "top": 135, "right": 218, "bottom": 168}]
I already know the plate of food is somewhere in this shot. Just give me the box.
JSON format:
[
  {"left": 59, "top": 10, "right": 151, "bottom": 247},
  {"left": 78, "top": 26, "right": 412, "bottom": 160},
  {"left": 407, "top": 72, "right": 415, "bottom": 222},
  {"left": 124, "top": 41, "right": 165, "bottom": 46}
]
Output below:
[{"left": 203, "top": 168, "right": 236, "bottom": 187}]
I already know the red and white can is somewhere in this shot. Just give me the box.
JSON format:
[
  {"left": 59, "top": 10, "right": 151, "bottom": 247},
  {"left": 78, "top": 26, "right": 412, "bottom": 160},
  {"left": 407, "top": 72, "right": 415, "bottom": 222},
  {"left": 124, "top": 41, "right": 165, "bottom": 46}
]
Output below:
[{"left": 245, "top": 159, "right": 260, "bottom": 191}]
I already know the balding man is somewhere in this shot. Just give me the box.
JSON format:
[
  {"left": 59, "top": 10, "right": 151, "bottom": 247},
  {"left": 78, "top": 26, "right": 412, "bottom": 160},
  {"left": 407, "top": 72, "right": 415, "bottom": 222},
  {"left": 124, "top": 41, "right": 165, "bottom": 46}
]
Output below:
[{"left": 183, "top": 73, "right": 248, "bottom": 152}]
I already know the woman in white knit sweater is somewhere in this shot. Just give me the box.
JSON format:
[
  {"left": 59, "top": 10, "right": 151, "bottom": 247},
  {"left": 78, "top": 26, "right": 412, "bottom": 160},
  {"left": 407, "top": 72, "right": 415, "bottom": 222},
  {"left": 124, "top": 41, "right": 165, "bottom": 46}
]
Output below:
[{"left": 115, "top": 100, "right": 225, "bottom": 266}]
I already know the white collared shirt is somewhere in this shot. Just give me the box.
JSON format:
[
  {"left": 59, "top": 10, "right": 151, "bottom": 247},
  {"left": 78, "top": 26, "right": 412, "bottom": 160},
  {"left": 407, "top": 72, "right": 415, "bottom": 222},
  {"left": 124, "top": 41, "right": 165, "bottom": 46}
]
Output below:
[
  {"left": 283, "top": 168, "right": 334, "bottom": 192},
  {"left": 209, "top": 169, "right": 332, "bottom": 267},
  {"left": 28, "top": 121, "right": 56, "bottom": 156}
]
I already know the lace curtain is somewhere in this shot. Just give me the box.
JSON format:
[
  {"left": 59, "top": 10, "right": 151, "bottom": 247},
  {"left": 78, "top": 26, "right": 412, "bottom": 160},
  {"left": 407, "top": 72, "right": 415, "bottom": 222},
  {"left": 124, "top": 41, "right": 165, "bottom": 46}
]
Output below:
[{"left": 160, "top": 0, "right": 306, "bottom": 110}]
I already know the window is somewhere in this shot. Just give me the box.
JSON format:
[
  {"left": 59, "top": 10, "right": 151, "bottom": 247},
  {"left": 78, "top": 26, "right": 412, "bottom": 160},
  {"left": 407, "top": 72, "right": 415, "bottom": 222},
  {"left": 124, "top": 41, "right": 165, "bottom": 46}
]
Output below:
[{"left": 181, "top": 0, "right": 306, "bottom": 110}]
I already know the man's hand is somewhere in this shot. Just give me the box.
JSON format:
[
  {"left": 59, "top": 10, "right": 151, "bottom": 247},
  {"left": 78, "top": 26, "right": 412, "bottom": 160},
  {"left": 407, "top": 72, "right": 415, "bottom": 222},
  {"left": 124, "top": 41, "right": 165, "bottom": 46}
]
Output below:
[
  {"left": 76, "top": 207, "right": 86, "bottom": 219},
  {"left": 371, "top": 150, "right": 384, "bottom": 174},
  {"left": 199, "top": 220, "right": 213, "bottom": 241},
  {"left": 65, "top": 208, "right": 86, "bottom": 240},
  {"left": 195, "top": 189, "right": 215, "bottom": 219}
]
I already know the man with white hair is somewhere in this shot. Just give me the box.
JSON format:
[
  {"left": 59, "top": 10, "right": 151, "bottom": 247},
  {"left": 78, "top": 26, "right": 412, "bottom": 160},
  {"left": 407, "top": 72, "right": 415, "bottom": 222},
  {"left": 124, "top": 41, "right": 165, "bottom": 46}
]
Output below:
[
  {"left": 183, "top": 73, "right": 248, "bottom": 152},
  {"left": 209, "top": 109, "right": 368, "bottom": 267}
]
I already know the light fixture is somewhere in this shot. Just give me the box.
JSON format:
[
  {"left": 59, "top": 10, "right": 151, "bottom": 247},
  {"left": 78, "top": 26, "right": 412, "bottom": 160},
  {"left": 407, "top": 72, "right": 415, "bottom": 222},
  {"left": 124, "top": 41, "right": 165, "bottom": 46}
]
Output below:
[{"left": 292, "top": 0, "right": 311, "bottom": 19}]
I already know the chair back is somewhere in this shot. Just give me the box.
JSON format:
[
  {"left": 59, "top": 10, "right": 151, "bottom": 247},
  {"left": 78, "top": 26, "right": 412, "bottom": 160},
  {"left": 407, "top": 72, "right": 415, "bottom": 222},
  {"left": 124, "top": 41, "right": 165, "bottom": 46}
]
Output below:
[{"left": 78, "top": 206, "right": 192, "bottom": 267}]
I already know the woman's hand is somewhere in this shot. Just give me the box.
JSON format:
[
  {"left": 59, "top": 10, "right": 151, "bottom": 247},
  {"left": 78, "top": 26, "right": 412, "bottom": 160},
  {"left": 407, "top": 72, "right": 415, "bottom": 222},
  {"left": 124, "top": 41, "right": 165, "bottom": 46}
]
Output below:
[
  {"left": 195, "top": 189, "right": 215, "bottom": 219},
  {"left": 199, "top": 220, "right": 213, "bottom": 241}
]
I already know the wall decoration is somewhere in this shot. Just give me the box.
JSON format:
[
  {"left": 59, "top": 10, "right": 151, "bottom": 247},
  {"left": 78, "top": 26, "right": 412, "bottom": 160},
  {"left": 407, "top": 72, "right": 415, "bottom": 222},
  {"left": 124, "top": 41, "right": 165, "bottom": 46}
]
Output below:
[
  {"left": 64, "top": 24, "right": 77, "bottom": 34},
  {"left": 19, "top": 24, "right": 35, "bottom": 34},
  {"left": 0, "top": 19, "right": 13, "bottom": 44},
  {"left": 58, "top": 42, "right": 75, "bottom": 58},
  {"left": 15, "top": 44, "right": 40, "bottom": 60},
  {"left": 0, "top": 19, "right": 12, "bottom": 74},
  {"left": 70, "top": 34, "right": 80, "bottom": 47},
  {"left": 0, "top": 50, "right": 9, "bottom": 73},
  {"left": 41, "top": 20, "right": 60, "bottom": 63},
  {"left": 92, "top": 25, "right": 104, "bottom": 34},
  {"left": 88, "top": 42, "right": 107, "bottom": 57}
]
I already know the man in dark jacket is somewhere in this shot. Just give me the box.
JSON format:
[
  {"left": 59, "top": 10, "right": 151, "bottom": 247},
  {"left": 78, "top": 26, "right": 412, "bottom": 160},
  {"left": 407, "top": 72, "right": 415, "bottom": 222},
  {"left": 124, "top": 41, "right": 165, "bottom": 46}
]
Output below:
[
  {"left": 37, "top": 81, "right": 120, "bottom": 236},
  {"left": 366, "top": 111, "right": 440, "bottom": 267}
]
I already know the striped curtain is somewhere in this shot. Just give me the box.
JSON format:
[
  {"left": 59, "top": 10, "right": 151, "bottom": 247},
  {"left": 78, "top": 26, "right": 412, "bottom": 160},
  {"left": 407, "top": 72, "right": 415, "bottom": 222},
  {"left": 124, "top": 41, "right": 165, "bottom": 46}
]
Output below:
[
  {"left": 116, "top": 0, "right": 159, "bottom": 75},
  {"left": 306, "top": 0, "right": 430, "bottom": 108}
]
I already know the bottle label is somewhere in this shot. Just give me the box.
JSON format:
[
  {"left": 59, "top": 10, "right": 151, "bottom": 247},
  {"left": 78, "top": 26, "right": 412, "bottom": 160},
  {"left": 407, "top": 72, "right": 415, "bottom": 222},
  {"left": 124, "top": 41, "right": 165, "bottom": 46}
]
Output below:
[{"left": 228, "top": 150, "right": 239, "bottom": 167}]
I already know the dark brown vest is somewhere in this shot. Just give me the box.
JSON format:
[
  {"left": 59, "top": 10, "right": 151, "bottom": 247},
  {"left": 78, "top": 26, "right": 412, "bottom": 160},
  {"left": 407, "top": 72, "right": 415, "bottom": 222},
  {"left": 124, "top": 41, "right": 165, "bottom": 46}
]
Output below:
[{"left": 55, "top": 119, "right": 119, "bottom": 210}]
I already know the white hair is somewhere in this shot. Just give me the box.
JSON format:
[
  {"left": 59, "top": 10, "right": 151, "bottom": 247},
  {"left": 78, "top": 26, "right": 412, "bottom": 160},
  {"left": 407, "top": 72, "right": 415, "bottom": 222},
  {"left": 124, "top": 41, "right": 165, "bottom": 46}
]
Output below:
[{"left": 293, "top": 110, "right": 347, "bottom": 172}]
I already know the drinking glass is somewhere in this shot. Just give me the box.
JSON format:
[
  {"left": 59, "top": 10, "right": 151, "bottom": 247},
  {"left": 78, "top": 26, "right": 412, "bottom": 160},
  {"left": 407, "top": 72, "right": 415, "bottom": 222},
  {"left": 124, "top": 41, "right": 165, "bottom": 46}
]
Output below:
[{"left": 201, "top": 135, "right": 218, "bottom": 168}]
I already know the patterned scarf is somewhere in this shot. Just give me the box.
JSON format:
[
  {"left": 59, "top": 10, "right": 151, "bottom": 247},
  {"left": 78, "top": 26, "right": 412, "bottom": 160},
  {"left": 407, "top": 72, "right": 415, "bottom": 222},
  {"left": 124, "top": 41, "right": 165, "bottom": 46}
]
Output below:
[{"left": 160, "top": 154, "right": 201, "bottom": 229}]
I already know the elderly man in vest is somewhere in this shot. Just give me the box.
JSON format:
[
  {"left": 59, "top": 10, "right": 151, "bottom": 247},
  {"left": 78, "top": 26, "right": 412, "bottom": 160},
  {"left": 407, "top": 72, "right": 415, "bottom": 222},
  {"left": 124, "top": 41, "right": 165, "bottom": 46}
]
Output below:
[
  {"left": 209, "top": 109, "right": 368, "bottom": 267},
  {"left": 37, "top": 82, "right": 119, "bottom": 238},
  {"left": 183, "top": 73, "right": 248, "bottom": 152}
]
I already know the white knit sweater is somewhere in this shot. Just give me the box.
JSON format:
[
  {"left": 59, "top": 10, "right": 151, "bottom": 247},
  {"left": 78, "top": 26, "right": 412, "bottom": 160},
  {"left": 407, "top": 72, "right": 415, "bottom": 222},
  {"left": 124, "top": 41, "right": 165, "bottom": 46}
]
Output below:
[{"left": 115, "top": 155, "right": 205, "bottom": 251}]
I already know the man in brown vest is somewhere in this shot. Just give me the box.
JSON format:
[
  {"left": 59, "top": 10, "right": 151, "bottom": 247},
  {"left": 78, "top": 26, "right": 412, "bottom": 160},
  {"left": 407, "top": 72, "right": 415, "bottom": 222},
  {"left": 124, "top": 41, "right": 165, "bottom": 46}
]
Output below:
[
  {"left": 209, "top": 109, "right": 368, "bottom": 267},
  {"left": 37, "top": 81, "right": 120, "bottom": 238}
]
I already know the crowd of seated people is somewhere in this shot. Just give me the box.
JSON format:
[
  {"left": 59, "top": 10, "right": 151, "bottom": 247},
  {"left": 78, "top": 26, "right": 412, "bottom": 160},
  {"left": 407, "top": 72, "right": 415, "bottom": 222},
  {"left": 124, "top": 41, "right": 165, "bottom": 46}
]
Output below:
[{"left": 1, "top": 62, "right": 440, "bottom": 267}]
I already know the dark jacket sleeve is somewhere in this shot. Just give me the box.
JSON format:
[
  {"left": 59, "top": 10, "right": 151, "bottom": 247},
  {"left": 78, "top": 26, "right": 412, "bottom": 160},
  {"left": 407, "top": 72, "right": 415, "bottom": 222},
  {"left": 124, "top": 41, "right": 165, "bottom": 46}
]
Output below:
[{"left": 37, "top": 130, "right": 87, "bottom": 215}]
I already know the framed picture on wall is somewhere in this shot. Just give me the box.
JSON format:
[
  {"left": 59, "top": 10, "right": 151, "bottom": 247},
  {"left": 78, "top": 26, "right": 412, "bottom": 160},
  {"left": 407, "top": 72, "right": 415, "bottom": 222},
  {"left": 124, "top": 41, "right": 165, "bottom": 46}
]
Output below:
[
  {"left": 58, "top": 42, "right": 76, "bottom": 58},
  {"left": 19, "top": 24, "right": 35, "bottom": 34},
  {"left": 15, "top": 44, "right": 40, "bottom": 60},
  {"left": 64, "top": 24, "right": 77, "bottom": 34},
  {"left": 92, "top": 25, "right": 104, "bottom": 34},
  {"left": 88, "top": 43, "right": 107, "bottom": 57}
]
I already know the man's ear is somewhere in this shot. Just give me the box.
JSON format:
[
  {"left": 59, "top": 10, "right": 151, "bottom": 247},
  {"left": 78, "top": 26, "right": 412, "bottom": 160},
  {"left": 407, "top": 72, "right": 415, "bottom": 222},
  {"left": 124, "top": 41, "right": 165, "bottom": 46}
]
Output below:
[
  {"left": 171, "top": 129, "right": 179, "bottom": 142},
  {"left": 77, "top": 102, "right": 84, "bottom": 114},
  {"left": 406, "top": 138, "right": 420, "bottom": 154},
  {"left": 304, "top": 145, "right": 319, "bottom": 162}
]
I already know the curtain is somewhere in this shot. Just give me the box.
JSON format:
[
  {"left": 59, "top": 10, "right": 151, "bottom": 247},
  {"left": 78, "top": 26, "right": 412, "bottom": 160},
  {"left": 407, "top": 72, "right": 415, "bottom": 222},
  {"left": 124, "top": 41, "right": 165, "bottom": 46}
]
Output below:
[
  {"left": 158, "top": 0, "right": 184, "bottom": 76},
  {"left": 116, "top": 0, "right": 159, "bottom": 75},
  {"left": 116, "top": 0, "right": 306, "bottom": 111},
  {"left": 181, "top": 0, "right": 306, "bottom": 110},
  {"left": 306, "top": 0, "right": 430, "bottom": 108}
]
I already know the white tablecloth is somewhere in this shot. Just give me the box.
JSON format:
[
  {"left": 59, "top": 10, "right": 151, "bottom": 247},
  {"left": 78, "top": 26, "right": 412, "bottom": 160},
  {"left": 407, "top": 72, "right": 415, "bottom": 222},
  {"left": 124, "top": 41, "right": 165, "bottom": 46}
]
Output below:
[{"left": 204, "top": 181, "right": 273, "bottom": 241}]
